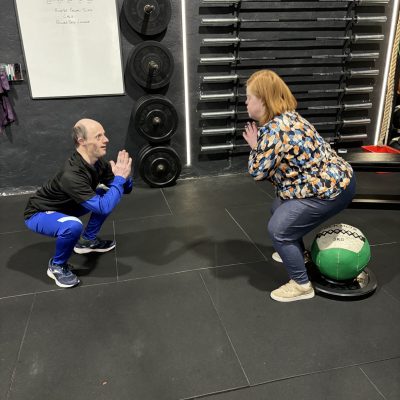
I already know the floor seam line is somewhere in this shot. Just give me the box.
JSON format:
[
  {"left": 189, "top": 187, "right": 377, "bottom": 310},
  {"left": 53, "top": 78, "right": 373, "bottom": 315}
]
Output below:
[
  {"left": 198, "top": 272, "right": 251, "bottom": 386},
  {"left": 249, "top": 357, "right": 400, "bottom": 388},
  {"left": 382, "top": 287, "right": 400, "bottom": 304},
  {"left": 160, "top": 188, "right": 174, "bottom": 215},
  {"left": 370, "top": 241, "right": 399, "bottom": 247},
  {"left": 112, "top": 212, "right": 173, "bottom": 223},
  {"left": 359, "top": 367, "right": 387, "bottom": 400},
  {"left": 225, "top": 208, "right": 268, "bottom": 261},
  {"left": 6, "top": 294, "right": 36, "bottom": 400},
  {"left": 0, "top": 229, "right": 28, "bottom": 235},
  {"left": 256, "top": 186, "right": 274, "bottom": 200},
  {"left": 113, "top": 220, "right": 119, "bottom": 281},
  {"left": 178, "top": 384, "right": 250, "bottom": 400}
]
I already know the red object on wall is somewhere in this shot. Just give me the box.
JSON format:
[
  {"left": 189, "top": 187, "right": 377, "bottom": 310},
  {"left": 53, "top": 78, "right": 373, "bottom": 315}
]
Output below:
[
  {"left": 362, "top": 145, "right": 400, "bottom": 154},
  {"left": 361, "top": 145, "right": 400, "bottom": 173}
]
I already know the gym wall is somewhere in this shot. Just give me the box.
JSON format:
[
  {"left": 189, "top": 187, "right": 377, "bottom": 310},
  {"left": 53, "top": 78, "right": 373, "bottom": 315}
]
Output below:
[{"left": 0, "top": 0, "right": 397, "bottom": 192}]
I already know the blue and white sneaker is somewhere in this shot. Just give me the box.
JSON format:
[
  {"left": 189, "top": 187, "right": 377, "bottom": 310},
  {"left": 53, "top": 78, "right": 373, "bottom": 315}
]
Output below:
[
  {"left": 47, "top": 259, "right": 80, "bottom": 288},
  {"left": 73, "top": 237, "right": 116, "bottom": 254}
]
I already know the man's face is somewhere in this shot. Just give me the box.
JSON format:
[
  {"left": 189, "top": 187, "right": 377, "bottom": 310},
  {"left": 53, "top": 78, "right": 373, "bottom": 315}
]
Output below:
[{"left": 82, "top": 122, "right": 109, "bottom": 160}]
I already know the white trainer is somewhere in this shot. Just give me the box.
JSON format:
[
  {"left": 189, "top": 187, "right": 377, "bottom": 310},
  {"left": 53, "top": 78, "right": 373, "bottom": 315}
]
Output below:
[{"left": 270, "top": 280, "right": 315, "bottom": 302}]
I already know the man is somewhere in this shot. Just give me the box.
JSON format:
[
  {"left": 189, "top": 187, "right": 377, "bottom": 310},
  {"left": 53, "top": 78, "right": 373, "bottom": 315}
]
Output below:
[{"left": 24, "top": 118, "right": 133, "bottom": 288}]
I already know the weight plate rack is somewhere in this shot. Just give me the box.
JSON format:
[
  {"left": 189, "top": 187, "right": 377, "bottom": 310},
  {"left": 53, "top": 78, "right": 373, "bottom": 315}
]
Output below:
[
  {"left": 122, "top": 0, "right": 182, "bottom": 187},
  {"left": 198, "top": 0, "right": 387, "bottom": 154}
]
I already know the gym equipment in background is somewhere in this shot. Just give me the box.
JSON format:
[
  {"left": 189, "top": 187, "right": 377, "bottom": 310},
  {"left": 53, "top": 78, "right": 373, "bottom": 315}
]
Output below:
[
  {"left": 389, "top": 137, "right": 400, "bottom": 150},
  {"left": 201, "top": 15, "right": 387, "bottom": 25},
  {"left": 127, "top": 41, "right": 174, "bottom": 90},
  {"left": 391, "top": 105, "right": 400, "bottom": 133},
  {"left": 199, "top": 52, "right": 379, "bottom": 65},
  {"left": 201, "top": 35, "right": 384, "bottom": 46},
  {"left": 311, "top": 223, "right": 371, "bottom": 281},
  {"left": 201, "top": 69, "right": 380, "bottom": 83},
  {"left": 199, "top": 87, "right": 374, "bottom": 102},
  {"left": 200, "top": 103, "right": 372, "bottom": 119},
  {"left": 201, "top": 0, "right": 388, "bottom": 4},
  {"left": 308, "top": 223, "right": 377, "bottom": 298},
  {"left": 200, "top": 133, "right": 369, "bottom": 152},
  {"left": 201, "top": 119, "right": 371, "bottom": 136},
  {"left": 138, "top": 145, "right": 182, "bottom": 187},
  {"left": 198, "top": 0, "right": 385, "bottom": 155},
  {"left": 133, "top": 95, "right": 178, "bottom": 143},
  {"left": 123, "top": 0, "right": 172, "bottom": 36}
]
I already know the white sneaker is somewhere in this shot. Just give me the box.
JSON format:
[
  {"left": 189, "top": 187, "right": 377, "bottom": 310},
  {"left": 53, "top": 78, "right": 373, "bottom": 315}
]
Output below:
[
  {"left": 272, "top": 251, "right": 311, "bottom": 263},
  {"left": 270, "top": 280, "right": 315, "bottom": 302},
  {"left": 272, "top": 252, "right": 284, "bottom": 262}
]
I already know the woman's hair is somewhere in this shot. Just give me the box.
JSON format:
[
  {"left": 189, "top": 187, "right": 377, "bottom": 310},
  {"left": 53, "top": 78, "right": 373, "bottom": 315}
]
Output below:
[
  {"left": 72, "top": 122, "right": 88, "bottom": 147},
  {"left": 246, "top": 69, "right": 297, "bottom": 124}
]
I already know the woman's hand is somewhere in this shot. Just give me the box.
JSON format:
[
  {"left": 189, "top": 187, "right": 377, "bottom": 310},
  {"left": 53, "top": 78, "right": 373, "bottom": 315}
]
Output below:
[{"left": 242, "top": 121, "right": 259, "bottom": 150}]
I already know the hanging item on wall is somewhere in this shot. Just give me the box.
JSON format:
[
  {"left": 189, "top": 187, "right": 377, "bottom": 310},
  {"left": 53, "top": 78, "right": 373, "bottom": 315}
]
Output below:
[
  {"left": 0, "top": 63, "right": 23, "bottom": 82},
  {"left": 127, "top": 41, "right": 174, "bottom": 90},
  {"left": 133, "top": 94, "right": 178, "bottom": 143},
  {"left": 138, "top": 145, "right": 182, "bottom": 187},
  {"left": 0, "top": 69, "right": 16, "bottom": 133},
  {"left": 123, "top": 0, "right": 172, "bottom": 36}
]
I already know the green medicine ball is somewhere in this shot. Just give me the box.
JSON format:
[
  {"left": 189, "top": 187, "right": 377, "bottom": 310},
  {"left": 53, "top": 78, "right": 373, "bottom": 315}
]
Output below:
[{"left": 311, "top": 223, "right": 371, "bottom": 281}]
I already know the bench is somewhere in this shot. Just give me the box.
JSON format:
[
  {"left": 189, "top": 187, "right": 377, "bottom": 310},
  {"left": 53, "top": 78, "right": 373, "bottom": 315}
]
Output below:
[{"left": 342, "top": 152, "right": 400, "bottom": 209}]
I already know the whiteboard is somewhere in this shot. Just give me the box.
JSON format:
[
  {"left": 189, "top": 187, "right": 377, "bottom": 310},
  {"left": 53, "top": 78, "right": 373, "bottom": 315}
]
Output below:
[{"left": 15, "top": 0, "right": 124, "bottom": 98}]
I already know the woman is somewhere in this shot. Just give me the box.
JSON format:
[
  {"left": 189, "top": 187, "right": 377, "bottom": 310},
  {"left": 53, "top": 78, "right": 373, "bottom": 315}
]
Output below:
[{"left": 243, "top": 70, "right": 356, "bottom": 302}]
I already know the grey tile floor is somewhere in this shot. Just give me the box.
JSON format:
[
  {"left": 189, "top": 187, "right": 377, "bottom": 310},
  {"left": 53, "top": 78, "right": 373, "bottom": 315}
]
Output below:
[{"left": 0, "top": 172, "right": 399, "bottom": 400}]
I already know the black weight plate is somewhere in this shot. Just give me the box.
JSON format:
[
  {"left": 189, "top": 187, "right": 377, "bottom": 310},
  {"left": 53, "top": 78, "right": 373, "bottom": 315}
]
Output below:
[
  {"left": 308, "top": 264, "right": 377, "bottom": 299},
  {"left": 133, "top": 95, "right": 178, "bottom": 143},
  {"left": 139, "top": 146, "right": 181, "bottom": 188},
  {"left": 138, "top": 145, "right": 152, "bottom": 165},
  {"left": 123, "top": 0, "right": 172, "bottom": 36},
  {"left": 127, "top": 41, "right": 174, "bottom": 89}
]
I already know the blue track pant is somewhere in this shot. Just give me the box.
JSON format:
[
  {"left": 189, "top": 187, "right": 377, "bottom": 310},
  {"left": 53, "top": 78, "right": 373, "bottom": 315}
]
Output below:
[
  {"left": 25, "top": 208, "right": 110, "bottom": 266},
  {"left": 268, "top": 175, "right": 356, "bottom": 284}
]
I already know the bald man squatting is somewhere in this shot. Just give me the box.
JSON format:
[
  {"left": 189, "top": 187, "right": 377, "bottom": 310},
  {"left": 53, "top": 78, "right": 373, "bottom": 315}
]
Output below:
[{"left": 24, "top": 119, "right": 133, "bottom": 288}]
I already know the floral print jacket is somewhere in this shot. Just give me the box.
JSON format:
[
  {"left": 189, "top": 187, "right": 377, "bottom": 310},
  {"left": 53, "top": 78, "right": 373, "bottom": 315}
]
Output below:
[{"left": 248, "top": 111, "right": 353, "bottom": 200}]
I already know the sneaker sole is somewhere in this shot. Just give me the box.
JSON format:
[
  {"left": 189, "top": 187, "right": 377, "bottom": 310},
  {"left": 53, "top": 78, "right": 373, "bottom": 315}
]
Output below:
[
  {"left": 73, "top": 244, "right": 116, "bottom": 254},
  {"left": 272, "top": 252, "right": 311, "bottom": 264},
  {"left": 47, "top": 269, "right": 80, "bottom": 288},
  {"left": 270, "top": 290, "right": 315, "bottom": 302},
  {"left": 272, "top": 252, "right": 283, "bottom": 263}
]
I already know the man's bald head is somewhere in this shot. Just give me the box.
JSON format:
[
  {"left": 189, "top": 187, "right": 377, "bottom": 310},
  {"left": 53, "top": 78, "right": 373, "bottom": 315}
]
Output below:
[{"left": 72, "top": 119, "right": 103, "bottom": 147}]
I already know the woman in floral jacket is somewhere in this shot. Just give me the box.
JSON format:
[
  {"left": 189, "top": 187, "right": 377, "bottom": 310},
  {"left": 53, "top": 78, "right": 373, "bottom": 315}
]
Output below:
[{"left": 243, "top": 69, "right": 355, "bottom": 302}]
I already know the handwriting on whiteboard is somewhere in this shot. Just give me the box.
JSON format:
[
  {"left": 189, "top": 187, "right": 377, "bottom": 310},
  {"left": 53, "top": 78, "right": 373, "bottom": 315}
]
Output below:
[{"left": 46, "top": 0, "right": 95, "bottom": 25}]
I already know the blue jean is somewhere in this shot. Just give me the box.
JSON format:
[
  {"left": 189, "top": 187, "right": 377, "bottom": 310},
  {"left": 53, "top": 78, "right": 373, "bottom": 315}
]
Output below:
[
  {"left": 25, "top": 207, "right": 110, "bottom": 266},
  {"left": 268, "top": 175, "right": 356, "bottom": 284}
]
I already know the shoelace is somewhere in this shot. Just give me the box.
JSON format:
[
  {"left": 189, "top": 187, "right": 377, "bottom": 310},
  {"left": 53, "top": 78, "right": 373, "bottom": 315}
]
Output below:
[
  {"left": 280, "top": 281, "right": 296, "bottom": 293},
  {"left": 282, "top": 280, "right": 309, "bottom": 293},
  {"left": 81, "top": 238, "right": 99, "bottom": 247},
  {"left": 59, "top": 264, "right": 73, "bottom": 276}
]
